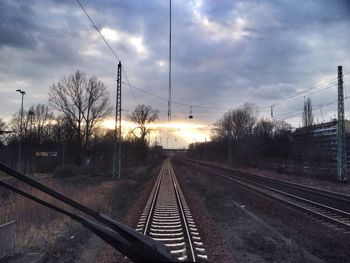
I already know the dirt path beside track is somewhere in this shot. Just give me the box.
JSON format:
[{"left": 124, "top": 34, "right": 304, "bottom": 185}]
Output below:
[{"left": 173, "top": 160, "right": 330, "bottom": 263}]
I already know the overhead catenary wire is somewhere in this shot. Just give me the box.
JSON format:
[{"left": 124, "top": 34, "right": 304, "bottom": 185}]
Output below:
[
  {"left": 121, "top": 68, "right": 139, "bottom": 105},
  {"left": 75, "top": 0, "right": 121, "bottom": 62},
  {"left": 275, "top": 96, "right": 350, "bottom": 121},
  {"left": 123, "top": 70, "right": 347, "bottom": 112},
  {"left": 122, "top": 81, "right": 230, "bottom": 110},
  {"left": 75, "top": 0, "right": 139, "bottom": 106},
  {"left": 262, "top": 79, "right": 340, "bottom": 108},
  {"left": 264, "top": 72, "right": 350, "bottom": 108},
  {"left": 271, "top": 82, "right": 338, "bottom": 106},
  {"left": 74, "top": 0, "right": 349, "bottom": 120},
  {"left": 269, "top": 72, "right": 349, "bottom": 121},
  {"left": 270, "top": 83, "right": 338, "bottom": 118},
  {"left": 261, "top": 80, "right": 345, "bottom": 122},
  {"left": 272, "top": 79, "right": 335, "bottom": 106}
]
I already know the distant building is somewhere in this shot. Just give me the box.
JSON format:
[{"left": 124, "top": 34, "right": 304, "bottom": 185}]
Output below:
[{"left": 292, "top": 119, "right": 350, "bottom": 162}]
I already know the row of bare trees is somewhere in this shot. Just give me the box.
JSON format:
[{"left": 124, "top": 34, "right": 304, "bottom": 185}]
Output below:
[
  {"left": 188, "top": 103, "right": 292, "bottom": 164},
  {"left": 190, "top": 98, "right": 320, "bottom": 165},
  {"left": 0, "top": 70, "right": 160, "bottom": 172}
]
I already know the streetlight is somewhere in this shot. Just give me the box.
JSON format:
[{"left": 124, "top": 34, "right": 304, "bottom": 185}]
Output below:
[{"left": 16, "top": 89, "right": 25, "bottom": 171}]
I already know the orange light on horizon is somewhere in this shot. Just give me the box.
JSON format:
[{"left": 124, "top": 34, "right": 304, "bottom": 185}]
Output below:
[
  {"left": 101, "top": 119, "right": 212, "bottom": 147},
  {"left": 101, "top": 119, "right": 211, "bottom": 130}
]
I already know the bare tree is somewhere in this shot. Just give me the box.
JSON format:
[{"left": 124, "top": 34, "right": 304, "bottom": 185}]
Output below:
[
  {"left": 9, "top": 110, "right": 31, "bottom": 140},
  {"left": 302, "top": 97, "right": 313, "bottom": 127},
  {"left": 0, "top": 119, "right": 6, "bottom": 132},
  {"left": 273, "top": 120, "right": 291, "bottom": 138},
  {"left": 50, "top": 116, "right": 75, "bottom": 145},
  {"left": 0, "top": 119, "right": 8, "bottom": 146},
  {"left": 129, "top": 105, "right": 159, "bottom": 142},
  {"left": 28, "top": 104, "right": 54, "bottom": 144},
  {"left": 253, "top": 119, "right": 274, "bottom": 139},
  {"left": 49, "top": 71, "right": 111, "bottom": 163},
  {"left": 217, "top": 103, "right": 259, "bottom": 140},
  {"left": 83, "top": 76, "right": 111, "bottom": 151}
]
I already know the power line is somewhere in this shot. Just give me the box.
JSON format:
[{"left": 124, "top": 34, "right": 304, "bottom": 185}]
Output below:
[
  {"left": 270, "top": 83, "right": 337, "bottom": 118},
  {"left": 268, "top": 77, "right": 347, "bottom": 120},
  {"left": 74, "top": 0, "right": 232, "bottom": 114},
  {"left": 74, "top": 0, "right": 349, "bottom": 121},
  {"left": 275, "top": 96, "right": 350, "bottom": 121},
  {"left": 75, "top": 0, "right": 121, "bottom": 62},
  {"left": 123, "top": 80, "right": 340, "bottom": 114},
  {"left": 121, "top": 68, "right": 139, "bottom": 104},
  {"left": 75, "top": 0, "right": 140, "bottom": 106},
  {"left": 123, "top": 71, "right": 345, "bottom": 111},
  {"left": 265, "top": 72, "right": 350, "bottom": 108},
  {"left": 264, "top": 79, "right": 337, "bottom": 108},
  {"left": 122, "top": 81, "right": 230, "bottom": 110}
]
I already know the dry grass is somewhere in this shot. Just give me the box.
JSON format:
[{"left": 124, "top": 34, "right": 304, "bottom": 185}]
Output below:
[{"left": 0, "top": 176, "right": 116, "bottom": 253}]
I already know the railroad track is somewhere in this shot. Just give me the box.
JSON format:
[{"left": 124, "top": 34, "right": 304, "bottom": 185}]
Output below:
[
  {"left": 136, "top": 159, "right": 207, "bottom": 262},
  {"left": 187, "top": 159, "right": 350, "bottom": 209},
  {"left": 182, "top": 159, "right": 350, "bottom": 234}
]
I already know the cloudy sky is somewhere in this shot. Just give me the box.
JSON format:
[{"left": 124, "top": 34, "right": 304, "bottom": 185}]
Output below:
[{"left": 1, "top": 0, "right": 350, "bottom": 147}]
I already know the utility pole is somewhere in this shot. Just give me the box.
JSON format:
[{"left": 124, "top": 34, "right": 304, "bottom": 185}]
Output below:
[
  {"left": 16, "top": 89, "right": 25, "bottom": 172},
  {"left": 112, "top": 62, "right": 122, "bottom": 179},
  {"left": 166, "top": 0, "right": 172, "bottom": 149},
  {"left": 337, "top": 65, "right": 347, "bottom": 182},
  {"left": 168, "top": 0, "right": 172, "bottom": 122}
]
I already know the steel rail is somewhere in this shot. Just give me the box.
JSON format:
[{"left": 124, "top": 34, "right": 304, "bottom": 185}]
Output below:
[
  {"left": 169, "top": 163, "right": 196, "bottom": 261},
  {"left": 189, "top": 159, "right": 350, "bottom": 204},
  {"left": 206, "top": 166, "right": 350, "bottom": 229},
  {"left": 184, "top": 160, "right": 350, "bottom": 232},
  {"left": 136, "top": 159, "right": 207, "bottom": 261},
  {"left": 143, "top": 162, "right": 165, "bottom": 235}
]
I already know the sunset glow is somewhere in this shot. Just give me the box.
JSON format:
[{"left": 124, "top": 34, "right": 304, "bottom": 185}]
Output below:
[{"left": 101, "top": 119, "right": 212, "bottom": 148}]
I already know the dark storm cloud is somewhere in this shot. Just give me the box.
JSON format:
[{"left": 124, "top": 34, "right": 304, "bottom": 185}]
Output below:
[
  {"left": 0, "top": 0, "right": 350, "bottom": 126},
  {"left": 0, "top": 0, "right": 38, "bottom": 49},
  {"left": 124, "top": 0, "right": 350, "bottom": 121}
]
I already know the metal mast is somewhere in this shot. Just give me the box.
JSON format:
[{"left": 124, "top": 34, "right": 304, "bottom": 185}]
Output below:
[
  {"left": 337, "top": 65, "right": 347, "bottom": 182},
  {"left": 168, "top": 0, "right": 172, "bottom": 122},
  {"left": 165, "top": 0, "right": 172, "bottom": 149},
  {"left": 113, "top": 62, "right": 122, "bottom": 179}
]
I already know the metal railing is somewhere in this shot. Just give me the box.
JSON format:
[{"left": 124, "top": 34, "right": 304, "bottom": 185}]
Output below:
[{"left": 0, "top": 220, "right": 16, "bottom": 260}]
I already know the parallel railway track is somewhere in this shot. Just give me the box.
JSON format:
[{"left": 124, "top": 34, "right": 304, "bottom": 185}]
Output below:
[
  {"left": 188, "top": 159, "right": 350, "bottom": 207},
  {"left": 136, "top": 159, "right": 207, "bottom": 262},
  {"left": 182, "top": 159, "right": 350, "bottom": 234}
]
